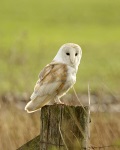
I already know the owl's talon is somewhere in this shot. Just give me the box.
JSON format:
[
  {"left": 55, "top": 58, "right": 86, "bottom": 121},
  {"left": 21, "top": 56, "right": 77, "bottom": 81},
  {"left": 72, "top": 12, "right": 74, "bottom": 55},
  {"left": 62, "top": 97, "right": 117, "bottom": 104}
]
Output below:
[
  {"left": 55, "top": 101, "right": 64, "bottom": 104},
  {"left": 55, "top": 98, "right": 64, "bottom": 104}
]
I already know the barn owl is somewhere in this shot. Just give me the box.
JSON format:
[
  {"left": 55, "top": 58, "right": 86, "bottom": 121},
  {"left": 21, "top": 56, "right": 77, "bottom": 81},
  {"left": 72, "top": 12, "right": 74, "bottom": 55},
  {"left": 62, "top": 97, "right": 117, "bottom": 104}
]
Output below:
[{"left": 25, "top": 43, "right": 82, "bottom": 113}]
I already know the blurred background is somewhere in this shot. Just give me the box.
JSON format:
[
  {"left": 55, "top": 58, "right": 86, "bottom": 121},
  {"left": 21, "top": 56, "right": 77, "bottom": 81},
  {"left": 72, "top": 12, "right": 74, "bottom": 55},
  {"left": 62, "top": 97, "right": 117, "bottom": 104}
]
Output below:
[{"left": 0, "top": 0, "right": 120, "bottom": 149}]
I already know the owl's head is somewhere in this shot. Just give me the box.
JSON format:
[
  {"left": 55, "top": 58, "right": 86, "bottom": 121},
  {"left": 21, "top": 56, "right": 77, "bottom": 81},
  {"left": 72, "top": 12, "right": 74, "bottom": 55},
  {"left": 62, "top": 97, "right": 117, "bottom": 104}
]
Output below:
[{"left": 54, "top": 43, "right": 82, "bottom": 70}]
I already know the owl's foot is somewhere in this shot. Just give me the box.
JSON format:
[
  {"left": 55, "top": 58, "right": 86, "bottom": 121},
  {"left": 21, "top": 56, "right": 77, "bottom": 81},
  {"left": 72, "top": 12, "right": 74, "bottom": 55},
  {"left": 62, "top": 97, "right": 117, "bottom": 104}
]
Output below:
[
  {"left": 55, "top": 98, "right": 64, "bottom": 104},
  {"left": 56, "top": 101, "right": 64, "bottom": 104}
]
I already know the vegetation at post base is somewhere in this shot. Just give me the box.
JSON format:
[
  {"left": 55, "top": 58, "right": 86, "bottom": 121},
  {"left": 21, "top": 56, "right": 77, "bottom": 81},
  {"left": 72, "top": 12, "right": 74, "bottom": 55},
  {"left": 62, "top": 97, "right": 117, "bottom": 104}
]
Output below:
[{"left": 0, "top": 0, "right": 120, "bottom": 150}]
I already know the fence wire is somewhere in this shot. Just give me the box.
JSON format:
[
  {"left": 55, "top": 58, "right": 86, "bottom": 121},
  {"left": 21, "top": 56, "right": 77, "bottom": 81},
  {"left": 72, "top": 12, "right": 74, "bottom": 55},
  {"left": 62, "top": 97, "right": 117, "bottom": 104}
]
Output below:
[{"left": 87, "top": 145, "right": 120, "bottom": 150}]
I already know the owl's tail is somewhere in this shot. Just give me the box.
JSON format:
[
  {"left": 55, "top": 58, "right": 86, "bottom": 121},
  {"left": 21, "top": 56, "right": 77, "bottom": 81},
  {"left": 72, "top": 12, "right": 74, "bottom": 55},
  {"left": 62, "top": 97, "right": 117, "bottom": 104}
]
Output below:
[{"left": 25, "top": 95, "right": 53, "bottom": 113}]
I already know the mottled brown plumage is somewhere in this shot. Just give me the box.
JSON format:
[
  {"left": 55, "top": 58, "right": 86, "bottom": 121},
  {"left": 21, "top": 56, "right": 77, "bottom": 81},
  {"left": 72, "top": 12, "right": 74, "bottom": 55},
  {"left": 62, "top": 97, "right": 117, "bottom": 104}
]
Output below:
[{"left": 34, "top": 62, "right": 67, "bottom": 96}]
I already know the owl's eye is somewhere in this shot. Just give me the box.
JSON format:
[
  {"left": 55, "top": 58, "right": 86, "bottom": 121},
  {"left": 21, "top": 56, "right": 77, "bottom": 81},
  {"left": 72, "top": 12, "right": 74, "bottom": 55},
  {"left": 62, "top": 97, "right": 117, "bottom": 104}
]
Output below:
[
  {"left": 66, "top": 52, "right": 70, "bottom": 56},
  {"left": 75, "top": 53, "right": 78, "bottom": 56}
]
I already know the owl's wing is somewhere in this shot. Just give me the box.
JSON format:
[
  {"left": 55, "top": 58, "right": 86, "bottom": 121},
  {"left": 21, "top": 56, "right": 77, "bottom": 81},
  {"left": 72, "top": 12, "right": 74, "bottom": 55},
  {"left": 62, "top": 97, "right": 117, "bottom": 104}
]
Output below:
[
  {"left": 32, "top": 62, "right": 67, "bottom": 98},
  {"left": 25, "top": 62, "right": 67, "bottom": 113}
]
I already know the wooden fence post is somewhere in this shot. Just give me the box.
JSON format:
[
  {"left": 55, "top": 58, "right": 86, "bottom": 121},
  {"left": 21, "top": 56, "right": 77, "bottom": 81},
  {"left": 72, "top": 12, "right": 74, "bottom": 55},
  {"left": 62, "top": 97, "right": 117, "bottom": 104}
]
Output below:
[
  {"left": 40, "top": 104, "right": 89, "bottom": 150},
  {"left": 17, "top": 104, "right": 90, "bottom": 150}
]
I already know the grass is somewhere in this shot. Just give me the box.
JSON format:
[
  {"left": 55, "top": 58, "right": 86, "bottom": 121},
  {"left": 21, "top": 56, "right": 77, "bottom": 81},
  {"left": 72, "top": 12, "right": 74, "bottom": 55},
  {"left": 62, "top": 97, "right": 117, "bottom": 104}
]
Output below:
[
  {"left": 0, "top": 0, "right": 120, "bottom": 94},
  {"left": 90, "top": 112, "right": 120, "bottom": 148},
  {"left": 0, "top": 101, "right": 40, "bottom": 150},
  {"left": 0, "top": 101, "right": 120, "bottom": 150}
]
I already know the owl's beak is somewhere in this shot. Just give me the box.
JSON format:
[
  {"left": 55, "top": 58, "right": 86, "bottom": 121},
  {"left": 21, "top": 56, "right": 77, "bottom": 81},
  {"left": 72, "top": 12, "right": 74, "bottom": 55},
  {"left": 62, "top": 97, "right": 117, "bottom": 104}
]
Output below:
[{"left": 70, "top": 55, "right": 75, "bottom": 64}]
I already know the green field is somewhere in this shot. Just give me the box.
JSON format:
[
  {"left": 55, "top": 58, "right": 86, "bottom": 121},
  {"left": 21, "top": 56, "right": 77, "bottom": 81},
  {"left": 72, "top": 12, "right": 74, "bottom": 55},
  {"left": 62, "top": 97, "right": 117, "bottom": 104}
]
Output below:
[{"left": 0, "top": 0, "right": 120, "bottom": 94}]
